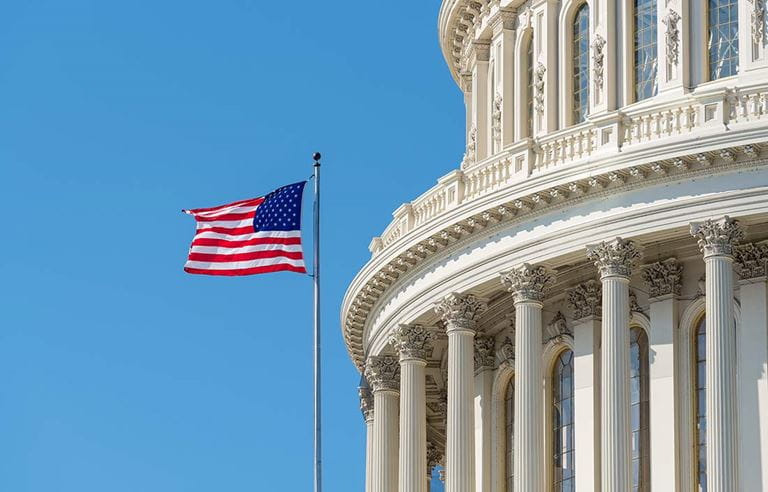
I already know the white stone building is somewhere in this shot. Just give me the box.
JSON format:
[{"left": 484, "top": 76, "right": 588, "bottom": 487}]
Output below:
[{"left": 342, "top": 0, "right": 768, "bottom": 490}]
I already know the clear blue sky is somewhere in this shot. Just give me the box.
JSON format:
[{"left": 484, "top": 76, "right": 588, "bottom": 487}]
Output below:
[{"left": 0, "top": 1, "right": 463, "bottom": 490}]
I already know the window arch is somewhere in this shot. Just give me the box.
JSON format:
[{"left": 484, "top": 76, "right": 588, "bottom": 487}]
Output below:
[
  {"left": 630, "top": 326, "right": 650, "bottom": 491},
  {"left": 552, "top": 349, "right": 575, "bottom": 491},
  {"left": 693, "top": 316, "right": 707, "bottom": 491},
  {"left": 708, "top": 0, "right": 739, "bottom": 80},
  {"left": 526, "top": 37, "right": 534, "bottom": 138},
  {"left": 506, "top": 379, "right": 514, "bottom": 491},
  {"left": 633, "top": 0, "right": 658, "bottom": 101},
  {"left": 572, "top": 3, "right": 590, "bottom": 123}
]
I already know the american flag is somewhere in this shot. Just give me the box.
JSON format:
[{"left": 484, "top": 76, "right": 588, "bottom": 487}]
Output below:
[{"left": 183, "top": 181, "right": 307, "bottom": 276}]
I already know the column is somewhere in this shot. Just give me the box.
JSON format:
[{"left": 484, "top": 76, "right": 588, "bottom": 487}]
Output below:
[
  {"left": 495, "top": 8, "right": 517, "bottom": 148},
  {"left": 435, "top": 293, "right": 488, "bottom": 492},
  {"left": 474, "top": 335, "right": 495, "bottom": 492},
  {"left": 641, "top": 258, "right": 684, "bottom": 491},
  {"left": 390, "top": 324, "right": 435, "bottom": 492},
  {"left": 734, "top": 243, "right": 768, "bottom": 491},
  {"left": 501, "top": 263, "right": 556, "bottom": 492},
  {"left": 360, "top": 383, "right": 375, "bottom": 492},
  {"left": 567, "top": 280, "right": 603, "bottom": 492},
  {"left": 690, "top": 216, "right": 744, "bottom": 492},
  {"left": 426, "top": 440, "right": 443, "bottom": 492},
  {"left": 472, "top": 42, "right": 491, "bottom": 162},
  {"left": 365, "top": 355, "right": 401, "bottom": 492},
  {"left": 586, "top": 238, "right": 643, "bottom": 492}
]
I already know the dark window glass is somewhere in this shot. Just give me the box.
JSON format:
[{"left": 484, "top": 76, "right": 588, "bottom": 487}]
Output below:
[
  {"left": 630, "top": 327, "right": 650, "bottom": 491},
  {"left": 572, "top": 4, "right": 590, "bottom": 122},
  {"left": 553, "top": 350, "right": 575, "bottom": 492},
  {"left": 506, "top": 380, "right": 514, "bottom": 491},
  {"left": 695, "top": 317, "right": 707, "bottom": 491},
  {"left": 708, "top": 0, "right": 739, "bottom": 79},
  {"left": 634, "top": 0, "right": 658, "bottom": 100}
]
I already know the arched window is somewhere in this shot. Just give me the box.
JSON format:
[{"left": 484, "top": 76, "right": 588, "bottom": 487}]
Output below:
[
  {"left": 708, "top": 0, "right": 739, "bottom": 80},
  {"left": 694, "top": 316, "right": 707, "bottom": 491},
  {"left": 553, "top": 350, "right": 575, "bottom": 491},
  {"left": 572, "top": 3, "right": 590, "bottom": 123},
  {"left": 506, "top": 379, "right": 514, "bottom": 491},
  {"left": 634, "top": 0, "right": 658, "bottom": 101},
  {"left": 526, "top": 37, "right": 534, "bottom": 138},
  {"left": 630, "top": 327, "right": 650, "bottom": 491}
]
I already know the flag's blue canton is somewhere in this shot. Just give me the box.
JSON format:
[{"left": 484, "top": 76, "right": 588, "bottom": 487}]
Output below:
[{"left": 253, "top": 181, "right": 306, "bottom": 232}]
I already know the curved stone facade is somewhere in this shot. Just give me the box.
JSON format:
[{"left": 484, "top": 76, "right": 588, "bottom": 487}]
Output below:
[{"left": 345, "top": 1, "right": 768, "bottom": 490}]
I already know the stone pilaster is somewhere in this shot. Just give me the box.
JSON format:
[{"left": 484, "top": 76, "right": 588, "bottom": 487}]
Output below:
[
  {"left": 586, "top": 238, "right": 643, "bottom": 492},
  {"left": 501, "top": 263, "right": 555, "bottom": 492},
  {"left": 390, "top": 325, "right": 435, "bottom": 492},
  {"left": 690, "top": 216, "right": 744, "bottom": 492},
  {"left": 360, "top": 384, "right": 375, "bottom": 492},
  {"left": 434, "top": 293, "right": 487, "bottom": 492},
  {"left": 473, "top": 334, "right": 495, "bottom": 492},
  {"left": 365, "top": 355, "right": 401, "bottom": 492}
]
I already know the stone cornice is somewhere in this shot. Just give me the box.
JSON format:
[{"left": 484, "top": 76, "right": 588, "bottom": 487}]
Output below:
[{"left": 342, "top": 149, "right": 768, "bottom": 371}]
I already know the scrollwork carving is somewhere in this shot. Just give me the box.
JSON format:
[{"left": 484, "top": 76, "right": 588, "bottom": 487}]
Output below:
[
  {"left": 750, "top": 0, "right": 767, "bottom": 45},
  {"left": 592, "top": 34, "right": 606, "bottom": 90},
  {"left": 474, "top": 335, "right": 496, "bottom": 370},
  {"left": 734, "top": 242, "right": 768, "bottom": 279},
  {"left": 662, "top": 10, "right": 681, "bottom": 66},
  {"left": 543, "top": 311, "right": 571, "bottom": 342},
  {"left": 434, "top": 292, "right": 488, "bottom": 331}
]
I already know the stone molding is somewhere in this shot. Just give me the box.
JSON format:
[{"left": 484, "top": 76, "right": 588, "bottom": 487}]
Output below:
[
  {"left": 389, "top": 324, "right": 436, "bottom": 361},
  {"left": 641, "top": 258, "right": 683, "bottom": 298},
  {"left": 434, "top": 292, "right": 488, "bottom": 332},
  {"left": 690, "top": 216, "right": 745, "bottom": 258},
  {"left": 734, "top": 241, "right": 768, "bottom": 279},
  {"left": 359, "top": 385, "right": 374, "bottom": 422},
  {"left": 567, "top": 279, "right": 602, "bottom": 319},
  {"left": 586, "top": 237, "right": 643, "bottom": 278},
  {"left": 500, "top": 263, "right": 556, "bottom": 303},
  {"left": 474, "top": 335, "right": 496, "bottom": 371},
  {"left": 365, "top": 355, "right": 401, "bottom": 392}
]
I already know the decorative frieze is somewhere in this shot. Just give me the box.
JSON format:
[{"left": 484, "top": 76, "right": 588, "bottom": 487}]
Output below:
[
  {"left": 359, "top": 385, "right": 374, "bottom": 422},
  {"left": 500, "top": 263, "right": 556, "bottom": 303},
  {"left": 389, "top": 324, "right": 436, "bottom": 361},
  {"left": 734, "top": 242, "right": 768, "bottom": 279},
  {"left": 567, "top": 279, "right": 602, "bottom": 319},
  {"left": 662, "top": 10, "right": 681, "bottom": 66},
  {"left": 365, "top": 355, "right": 401, "bottom": 392},
  {"left": 544, "top": 311, "right": 572, "bottom": 343},
  {"left": 474, "top": 335, "right": 496, "bottom": 370},
  {"left": 587, "top": 238, "right": 643, "bottom": 278},
  {"left": 434, "top": 292, "right": 488, "bottom": 331},
  {"left": 690, "top": 216, "right": 745, "bottom": 258},
  {"left": 641, "top": 258, "right": 683, "bottom": 298},
  {"left": 592, "top": 34, "right": 606, "bottom": 90}
]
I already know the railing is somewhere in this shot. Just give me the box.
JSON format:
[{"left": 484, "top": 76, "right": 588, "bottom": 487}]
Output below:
[{"left": 369, "top": 86, "right": 765, "bottom": 257}]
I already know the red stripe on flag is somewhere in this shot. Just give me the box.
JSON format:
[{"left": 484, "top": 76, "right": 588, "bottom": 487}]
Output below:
[
  {"left": 193, "top": 225, "right": 255, "bottom": 236},
  {"left": 194, "top": 211, "right": 257, "bottom": 222},
  {"left": 187, "top": 250, "right": 304, "bottom": 262},
  {"left": 191, "top": 236, "right": 302, "bottom": 248},
  {"left": 186, "top": 197, "right": 264, "bottom": 215},
  {"left": 184, "top": 264, "right": 307, "bottom": 276}
]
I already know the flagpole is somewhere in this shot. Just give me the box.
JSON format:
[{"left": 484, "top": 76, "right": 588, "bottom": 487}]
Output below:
[{"left": 312, "top": 151, "right": 322, "bottom": 492}]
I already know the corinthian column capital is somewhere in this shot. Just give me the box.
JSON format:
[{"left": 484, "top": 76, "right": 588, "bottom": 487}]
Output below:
[
  {"left": 389, "top": 324, "right": 436, "bottom": 361},
  {"left": 567, "top": 279, "right": 602, "bottom": 319},
  {"left": 359, "top": 385, "right": 374, "bottom": 422},
  {"left": 586, "top": 237, "right": 643, "bottom": 278},
  {"left": 690, "top": 216, "right": 744, "bottom": 258},
  {"left": 365, "top": 355, "right": 401, "bottom": 393},
  {"left": 474, "top": 335, "right": 496, "bottom": 371},
  {"left": 434, "top": 292, "right": 488, "bottom": 332},
  {"left": 500, "top": 263, "right": 556, "bottom": 303},
  {"left": 641, "top": 258, "right": 684, "bottom": 298},
  {"left": 734, "top": 242, "right": 768, "bottom": 279}
]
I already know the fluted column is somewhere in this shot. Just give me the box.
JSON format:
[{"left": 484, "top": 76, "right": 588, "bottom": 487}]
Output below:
[
  {"left": 586, "top": 238, "right": 643, "bottom": 492},
  {"left": 691, "top": 216, "right": 744, "bottom": 492},
  {"left": 390, "top": 325, "right": 435, "bottom": 492},
  {"left": 435, "top": 293, "right": 488, "bottom": 492},
  {"left": 501, "top": 264, "right": 556, "bottom": 492},
  {"left": 365, "top": 355, "right": 401, "bottom": 492},
  {"left": 360, "top": 384, "right": 375, "bottom": 492}
]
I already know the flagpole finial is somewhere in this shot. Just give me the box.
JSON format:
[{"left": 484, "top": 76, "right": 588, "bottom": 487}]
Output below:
[{"left": 313, "top": 152, "right": 321, "bottom": 164}]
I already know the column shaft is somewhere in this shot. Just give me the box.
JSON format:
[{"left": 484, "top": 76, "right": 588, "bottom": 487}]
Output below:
[
  {"left": 573, "top": 317, "right": 601, "bottom": 492},
  {"left": 600, "top": 276, "right": 631, "bottom": 491},
  {"left": 372, "top": 390, "right": 399, "bottom": 492},
  {"left": 399, "top": 360, "right": 427, "bottom": 492},
  {"left": 447, "top": 329, "right": 476, "bottom": 492},
  {"left": 515, "top": 301, "right": 543, "bottom": 492},
  {"left": 474, "top": 368, "right": 494, "bottom": 492},
  {"left": 705, "top": 256, "right": 738, "bottom": 492},
  {"left": 366, "top": 419, "right": 374, "bottom": 492}
]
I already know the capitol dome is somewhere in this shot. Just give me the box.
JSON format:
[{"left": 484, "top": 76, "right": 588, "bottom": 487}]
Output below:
[{"left": 344, "top": 0, "right": 768, "bottom": 491}]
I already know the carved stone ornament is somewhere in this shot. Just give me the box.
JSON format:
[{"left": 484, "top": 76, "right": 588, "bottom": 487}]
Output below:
[
  {"left": 591, "top": 34, "right": 606, "bottom": 90},
  {"left": 567, "top": 280, "right": 602, "bottom": 319},
  {"left": 492, "top": 92, "right": 503, "bottom": 148},
  {"left": 734, "top": 242, "right": 768, "bottom": 279},
  {"left": 474, "top": 335, "right": 496, "bottom": 370},
  {"left": 629, "top": 290, "right": 642, "bottom": 313},
  {"left": 544, "top": 311, "right": 572, "bottom": 342},
  {"left": 586, "top": 237, "right": 643, "bottom": 278},
  {"left": 364, "top": 355, "right": 401, "bottom": 392},
  {"left": 427, "top": 441, "right": 444, "bottom": 473},
  {"left": 434, "top": 292, "right": 488, "bottom": 331},
  {"left": 389, "top": 324, "right": 436, "bottom": 361},
  {"left": 534, "top": 63, "right": 546, "bottom": 114},
  {"left": 463, "top": 126, "right": 477, "bottom": 168},
  {"left": 497, "top": 336, "right": 515, "bottom": 365},
  {"left": 359, "top": 385, "right": 374, "bottom": 422},
  {"left": 500, "top": 263, "right": 556, "bottom": 303},
  {"left": 690, "top": 216, "right": 745, "bottom": 258},
  {"left": 662, "top": 10, "right": 681, "bottom": 66},
  {"left": 750, "top": 0, "right": 766, "bottom": 45},
  {"left": 641, "top": 258, "right": 683, "bottom": 298}
]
